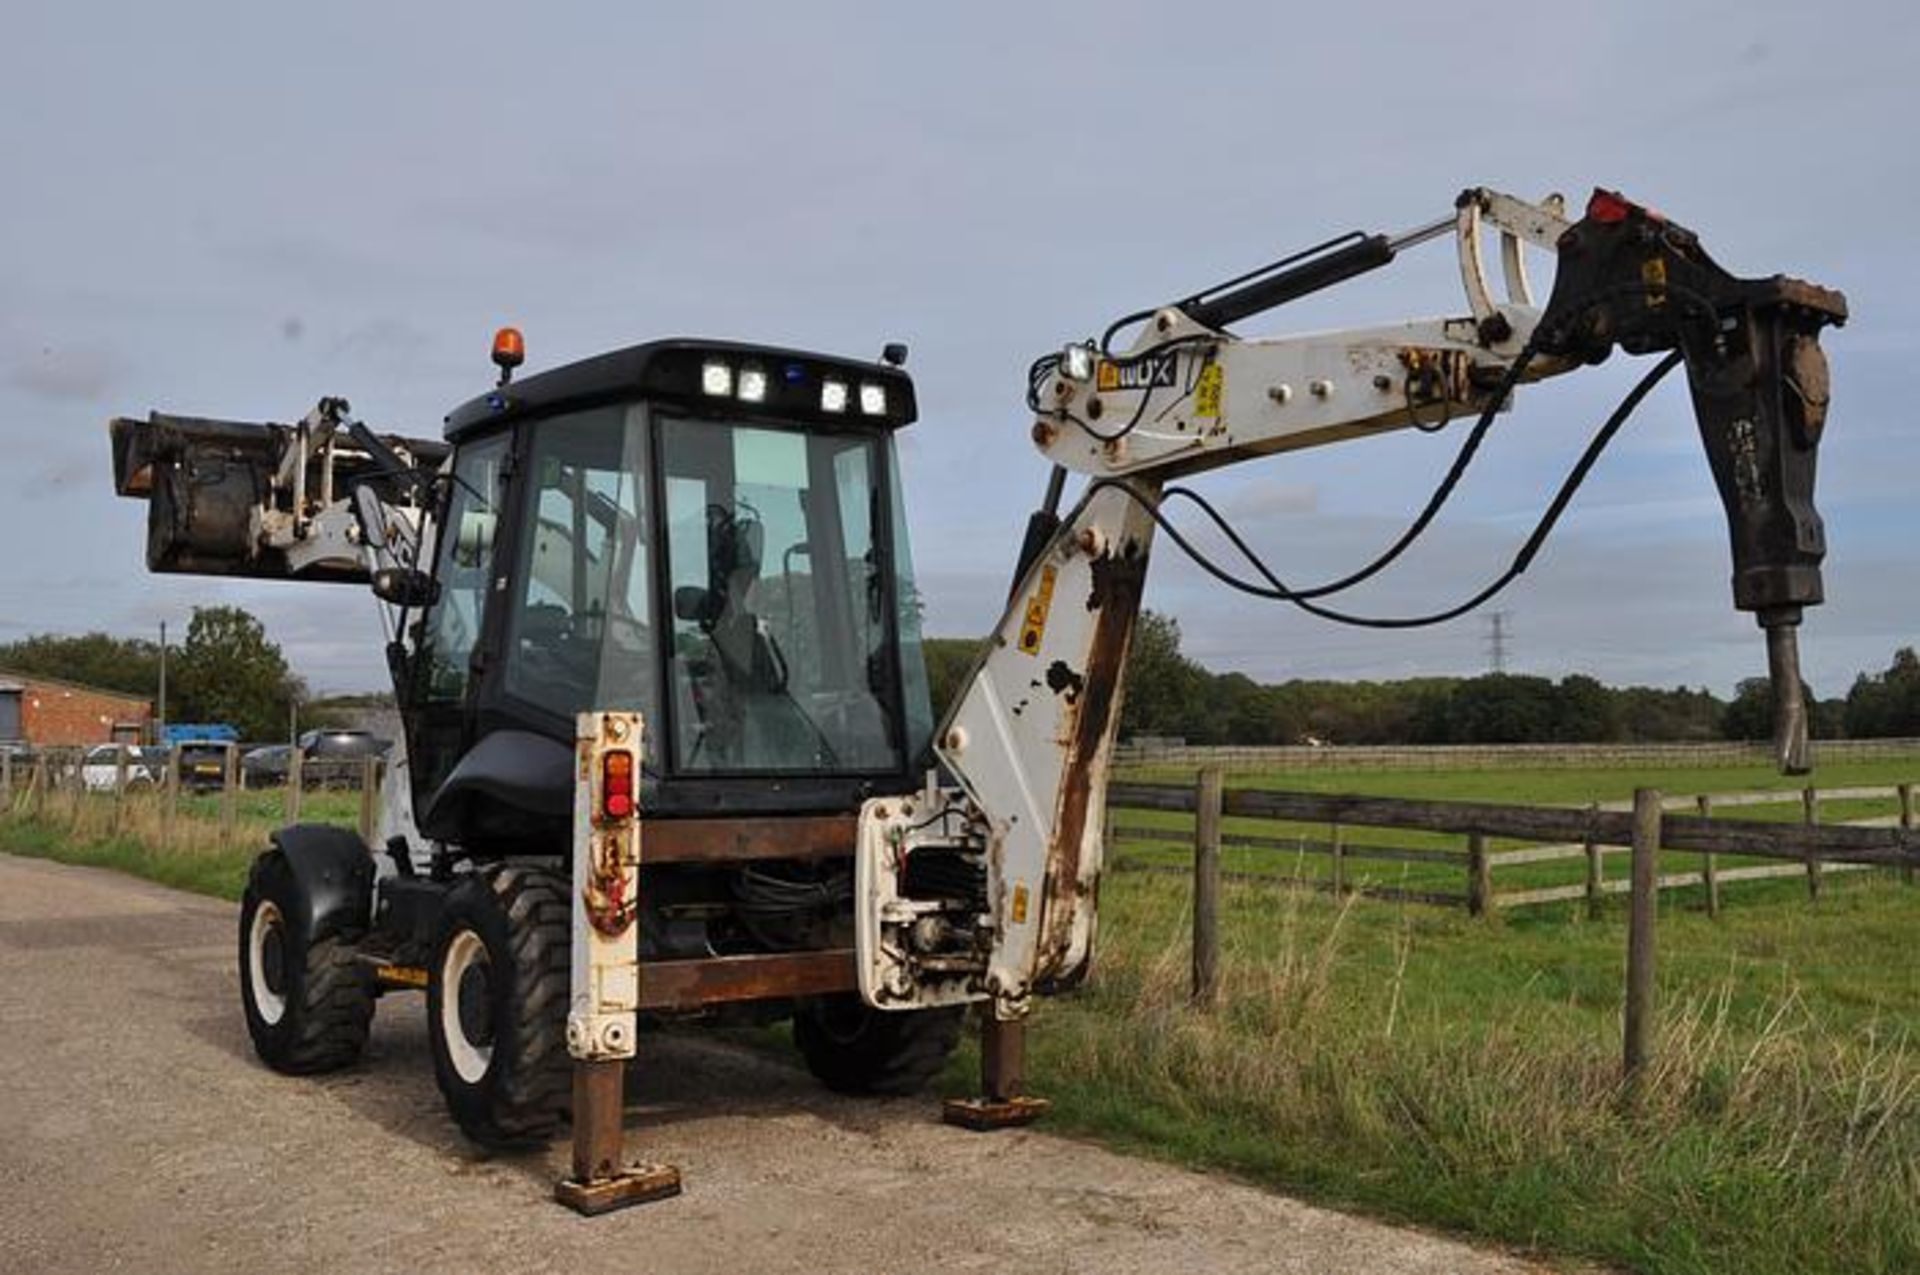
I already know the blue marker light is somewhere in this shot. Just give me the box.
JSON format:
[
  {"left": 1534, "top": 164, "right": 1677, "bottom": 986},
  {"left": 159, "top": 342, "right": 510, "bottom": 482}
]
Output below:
[{"left": 783, "top": 363, "right": 807, "bottom": 385}]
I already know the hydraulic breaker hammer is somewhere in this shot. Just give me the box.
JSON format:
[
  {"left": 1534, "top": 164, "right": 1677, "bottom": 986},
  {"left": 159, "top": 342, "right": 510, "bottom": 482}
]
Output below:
[{"left": 1532, "top": 189, "right": 1848, "bottom": 773}]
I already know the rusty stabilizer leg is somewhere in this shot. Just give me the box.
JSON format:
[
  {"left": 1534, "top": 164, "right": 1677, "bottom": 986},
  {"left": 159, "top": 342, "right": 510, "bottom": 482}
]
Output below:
[
  {"left": 554, "top": 1059, "right": 681, "bottom": 1215},
  {"left": 555, "top": 711, "right": 681, "bottom": 1215},
  {"left": 943, "top": 1012, "right": 1050, "bottom": 1130}
]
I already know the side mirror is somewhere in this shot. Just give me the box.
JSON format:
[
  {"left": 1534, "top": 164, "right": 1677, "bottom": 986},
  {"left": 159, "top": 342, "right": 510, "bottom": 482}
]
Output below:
[
  {"left": 372, "top": 567, "right": 439, "bottom": 608},
  {"left": 453, "top": 510, "right": 496, "bottom": 569}
]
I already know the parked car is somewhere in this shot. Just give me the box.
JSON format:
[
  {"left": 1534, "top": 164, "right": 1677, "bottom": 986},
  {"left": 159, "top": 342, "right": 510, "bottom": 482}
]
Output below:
[
  {"left": 80, "top": 744, "right": 167, "bottom": 792},
  {"left": 298, "top": 729, "right": 390, "bottom": 760},
  {"left": 174, "top": 740, "right": 232, "bottom": 792},
  {"left": 240, "top": 744, "right": 293, "bottom": 787},
  {"left": 297, "top": 729, "right": 390, "bottom": 788}
]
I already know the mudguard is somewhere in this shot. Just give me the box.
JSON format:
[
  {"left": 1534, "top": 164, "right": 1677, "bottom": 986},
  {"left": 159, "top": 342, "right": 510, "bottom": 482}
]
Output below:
[{"left": 256, "top": 824, "right": 375, "bottom": 941}]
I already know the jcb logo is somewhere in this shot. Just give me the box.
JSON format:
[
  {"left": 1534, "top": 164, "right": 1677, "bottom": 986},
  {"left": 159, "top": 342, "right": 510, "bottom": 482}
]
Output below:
[{"left": 1095, "top": 353, "right": 1178, "bottom": 393}]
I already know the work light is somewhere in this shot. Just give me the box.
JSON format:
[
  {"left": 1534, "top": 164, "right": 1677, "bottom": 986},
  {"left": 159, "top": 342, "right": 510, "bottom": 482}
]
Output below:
[{"left": 738, "top": 364, "right": 768, "bottom": 404}]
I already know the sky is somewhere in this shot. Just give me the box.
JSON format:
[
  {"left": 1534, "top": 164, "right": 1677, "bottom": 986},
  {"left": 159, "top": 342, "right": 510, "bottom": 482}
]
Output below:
[{"left": 2, "top": 1, "right": 1914, "bottom": 699}]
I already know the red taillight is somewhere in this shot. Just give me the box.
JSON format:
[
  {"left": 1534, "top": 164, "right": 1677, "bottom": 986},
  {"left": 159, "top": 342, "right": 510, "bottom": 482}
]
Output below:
[{"left": 602, "top": 749, "right": 634, "bottom": 820}]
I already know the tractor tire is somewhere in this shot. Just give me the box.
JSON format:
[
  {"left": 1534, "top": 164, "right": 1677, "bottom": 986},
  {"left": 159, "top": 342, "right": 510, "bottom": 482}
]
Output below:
[
  {"left": 427, "top": 863, "right": 572, "bottom": 1146},
  {"left": 793, "top": 994, "right": 964, "bottom": 1096},
  {"left": 239, "top": 857, "right": 374, "bottom": 1074}
]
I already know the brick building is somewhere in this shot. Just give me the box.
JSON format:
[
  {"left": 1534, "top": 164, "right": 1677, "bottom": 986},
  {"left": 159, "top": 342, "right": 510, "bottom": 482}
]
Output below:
[{"left": 0, "top": 669, "right": 152, "bottom": 747}]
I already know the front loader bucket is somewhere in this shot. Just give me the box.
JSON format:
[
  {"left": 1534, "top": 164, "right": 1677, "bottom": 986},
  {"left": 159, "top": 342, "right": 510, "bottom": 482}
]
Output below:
[{"left": 108, "top": 411, "right": 445, "bottom": 584}]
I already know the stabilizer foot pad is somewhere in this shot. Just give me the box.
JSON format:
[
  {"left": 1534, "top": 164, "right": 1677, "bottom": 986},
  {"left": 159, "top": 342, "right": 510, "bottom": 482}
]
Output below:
[
  {"left": 554, "top": 1163, "right": 683, "bottom": 1215},
  {"left": 942, "top": 1095, "right": 1051, "bottom": 1131}
]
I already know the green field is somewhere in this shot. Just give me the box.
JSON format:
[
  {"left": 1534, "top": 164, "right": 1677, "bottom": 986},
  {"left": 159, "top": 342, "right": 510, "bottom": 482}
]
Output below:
[
  {"left": 956, "top": 754, "right": 1920, "bottom": 1275},
  {"left": 1110, "top": 756, "right": 1920, "bottom": 905},
  {"left": 6, "top": 757, "right": 1918, "bottom": 1274}
]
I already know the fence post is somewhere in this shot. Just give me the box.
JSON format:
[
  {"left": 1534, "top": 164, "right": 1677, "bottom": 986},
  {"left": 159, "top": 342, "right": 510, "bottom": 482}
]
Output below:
[
  {"left": 162, "top": 747, "right": 180, "bottom": 849},
  {"left": 1, "top": 750, "right": 11, "bottom": 809},
  {"left": 1899, "top": 782, "right": 1914, "bottom": 887},
  {"left": 1696, "top": 794, "right": 1720, "bottom": 918},
  {"left": 286, "top": 747, "right": 304, "bottom": 824},
  {"left": 1467, "top": 832, "right": 1490, "bottom": 918},
  {"left": 113, "top": 745, "right": 131, "bottom": 833},
  {"left": 1329, "top": 820, "right": 1346, "bottom": 896},
  {"left": 64, "top": 750, "right": 83, "bottom": 831},
  {"left": 1192, "top": 766, "right": 1223, "bottom": 1008},
  {"left": 358, "top": 756, "right": 380, "bottom": 843},
  {"left": 1584, "top": 802, "right": 1603, "bottom": 920},
  {"left": 1624, "top": 787, "right": 1662, "bottom": 1084},
  {"left": 220, "top": 744, "right": 238, "bottom": 843},
  {"left": 1803, "top": 784, "right": 1822, "bottom": 901},
  {"left": 31, "top": 754, "right": 46, "bottom": 815}
]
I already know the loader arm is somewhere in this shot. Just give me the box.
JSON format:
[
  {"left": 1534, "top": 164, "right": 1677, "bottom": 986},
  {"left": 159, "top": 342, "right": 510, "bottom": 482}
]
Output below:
[{"left": 858, "top": 187, "right": 1846, "bottom": 1020}]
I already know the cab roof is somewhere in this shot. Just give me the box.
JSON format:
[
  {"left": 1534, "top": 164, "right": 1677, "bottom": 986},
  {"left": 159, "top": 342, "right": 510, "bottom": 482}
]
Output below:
[{"left": 443, "top": 338, "right": 917, "bottom": 441}]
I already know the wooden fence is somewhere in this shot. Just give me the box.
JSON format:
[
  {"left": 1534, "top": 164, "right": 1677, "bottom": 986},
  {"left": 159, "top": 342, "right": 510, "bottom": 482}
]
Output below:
[
  {"left": 1123, "top": 773, "right": 1920, "bottom": 1078},
  {"left": 1108, "top": 778, "right": 1918, "bottom": 916},
  {"left": 1, "top": 745, "right": 386, "bottom": 842},
  {"left": 1114, "top": 737, "right": 1920, "bottom": 772}
]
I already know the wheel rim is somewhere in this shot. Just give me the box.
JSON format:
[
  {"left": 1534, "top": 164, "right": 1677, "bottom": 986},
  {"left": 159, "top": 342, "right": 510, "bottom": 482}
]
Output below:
[
  {"left": 247, "top": 900, "right": 289, "bottom": 1026},
  {"left": 439, "top": 929, "right": 494, "bottom": 1084}
]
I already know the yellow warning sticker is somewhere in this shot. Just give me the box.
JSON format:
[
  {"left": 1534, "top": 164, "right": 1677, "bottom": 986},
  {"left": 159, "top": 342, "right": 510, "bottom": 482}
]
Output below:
[
  {"left": 1011, "top": 882, "right": 1030, "bottom": 925},
  {"left": 1017, "top": 564, "right": 1058, "bottom": 655},
  {"left": 1194, "top": 363, "right": 1224, "bottom": 418},
  {"left": 375, "top": 964, "right": 430, "bottom": 989},
  {"left": 1641, "top": 256, "right": 1668, "bottom": 307}
]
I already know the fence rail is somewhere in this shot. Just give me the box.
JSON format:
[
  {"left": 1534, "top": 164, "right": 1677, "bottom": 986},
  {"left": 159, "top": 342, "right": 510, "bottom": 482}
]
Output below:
[
  {"left": 1, "top": 744, "right": 386, "bottom": 842},
  {"left": 1114, "top": 738, "right": 1920, "bottom": 772},
  {"left": 1107, "top": 778, "right": 1920, "bottom": 917},
  {"left": 1126, "top": 771, "right": 1920, "bottom": 1080}
]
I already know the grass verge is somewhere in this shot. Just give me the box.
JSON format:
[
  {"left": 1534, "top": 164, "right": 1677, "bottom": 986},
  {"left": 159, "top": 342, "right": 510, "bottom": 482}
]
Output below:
[
  {"left": 981, "top": 867, "right": 1920, "bottom": 1275},
  {"left": 0, "top": 786, "right": 358, "bottom": 899}
]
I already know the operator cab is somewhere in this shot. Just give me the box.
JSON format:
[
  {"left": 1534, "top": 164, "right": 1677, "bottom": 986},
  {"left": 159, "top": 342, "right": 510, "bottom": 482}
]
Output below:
[{"left": 401, "top": 338, "right": 935, "bottom": 844}]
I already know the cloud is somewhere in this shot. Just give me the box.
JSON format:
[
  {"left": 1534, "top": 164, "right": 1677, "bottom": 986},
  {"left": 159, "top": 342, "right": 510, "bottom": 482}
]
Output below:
[{"left": 7, "top": 345, "right": 122, "bottom": 403}]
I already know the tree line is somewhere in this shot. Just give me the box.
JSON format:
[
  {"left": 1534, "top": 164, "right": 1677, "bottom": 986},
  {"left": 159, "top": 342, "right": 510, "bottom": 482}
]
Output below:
[
  {"left": 0, "top": 606, "right": 309, "bottom": 742},
  {"left": 922, "top": 612, "right": 1920, "bottom": 745},
  {"left": 9, "top": 604, "right": 1916, "bottom": 748}
]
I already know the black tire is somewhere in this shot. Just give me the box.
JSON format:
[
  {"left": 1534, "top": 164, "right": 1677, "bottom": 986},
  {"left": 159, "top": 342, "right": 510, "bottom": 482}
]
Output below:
[
  {"left": 427, "top": 864, "right": 572, "bottom": 1146},
  {"left": 238, "top": 853, "right": 374, "bottom": 1074},
  {"left": 793, "top": 995, "right": 964, "bottom": 1096}
]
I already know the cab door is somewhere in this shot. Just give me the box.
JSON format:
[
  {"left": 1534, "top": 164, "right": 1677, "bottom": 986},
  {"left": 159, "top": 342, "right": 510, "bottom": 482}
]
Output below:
[{"left": 404, "top": 430, "right": 511, "bottom": 814}]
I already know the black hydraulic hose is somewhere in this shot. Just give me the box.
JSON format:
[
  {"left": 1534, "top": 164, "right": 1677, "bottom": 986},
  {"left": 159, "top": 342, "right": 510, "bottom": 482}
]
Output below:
[{"left": 1097, "top": 349, "right": 1683, "bottom": 628}]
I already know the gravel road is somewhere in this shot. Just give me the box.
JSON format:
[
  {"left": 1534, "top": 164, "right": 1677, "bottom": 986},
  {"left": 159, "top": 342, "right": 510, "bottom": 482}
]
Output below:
[{"left": 0, "top": 852, "right": 1554, "bottom": 1275}]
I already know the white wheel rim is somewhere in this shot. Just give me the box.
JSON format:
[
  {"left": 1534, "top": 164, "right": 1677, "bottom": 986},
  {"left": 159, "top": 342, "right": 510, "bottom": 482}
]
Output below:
[
  {"left": 247, "top": 900, "right": 288, "bottom": 1026},
  {"left": 439, "top": 929, "right": 494, "bottom": 1084}
]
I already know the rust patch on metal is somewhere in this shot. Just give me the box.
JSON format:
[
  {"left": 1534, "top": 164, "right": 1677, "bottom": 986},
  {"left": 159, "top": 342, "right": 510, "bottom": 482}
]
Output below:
[
  {"left": 1036, "top": 538, "right": 1146, "bottom": 987},
  {"left": 643, "top": 816, "right": 854, "bottom": 864},
  {"left": 637, "top": 949, "right": 855, "bottom": 1011}
]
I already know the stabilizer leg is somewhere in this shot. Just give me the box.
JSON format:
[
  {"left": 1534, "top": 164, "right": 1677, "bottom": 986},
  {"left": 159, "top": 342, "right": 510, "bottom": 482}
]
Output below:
[
  {"left": 554, "top": 1059, "right": 681, "bottom": 1215},
  {"left": 943, "top": 1012, "right": 1050, "bottom": 1131},
  {"left": 555, "top": 711, "right": 680, "bottom": 1214}
]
